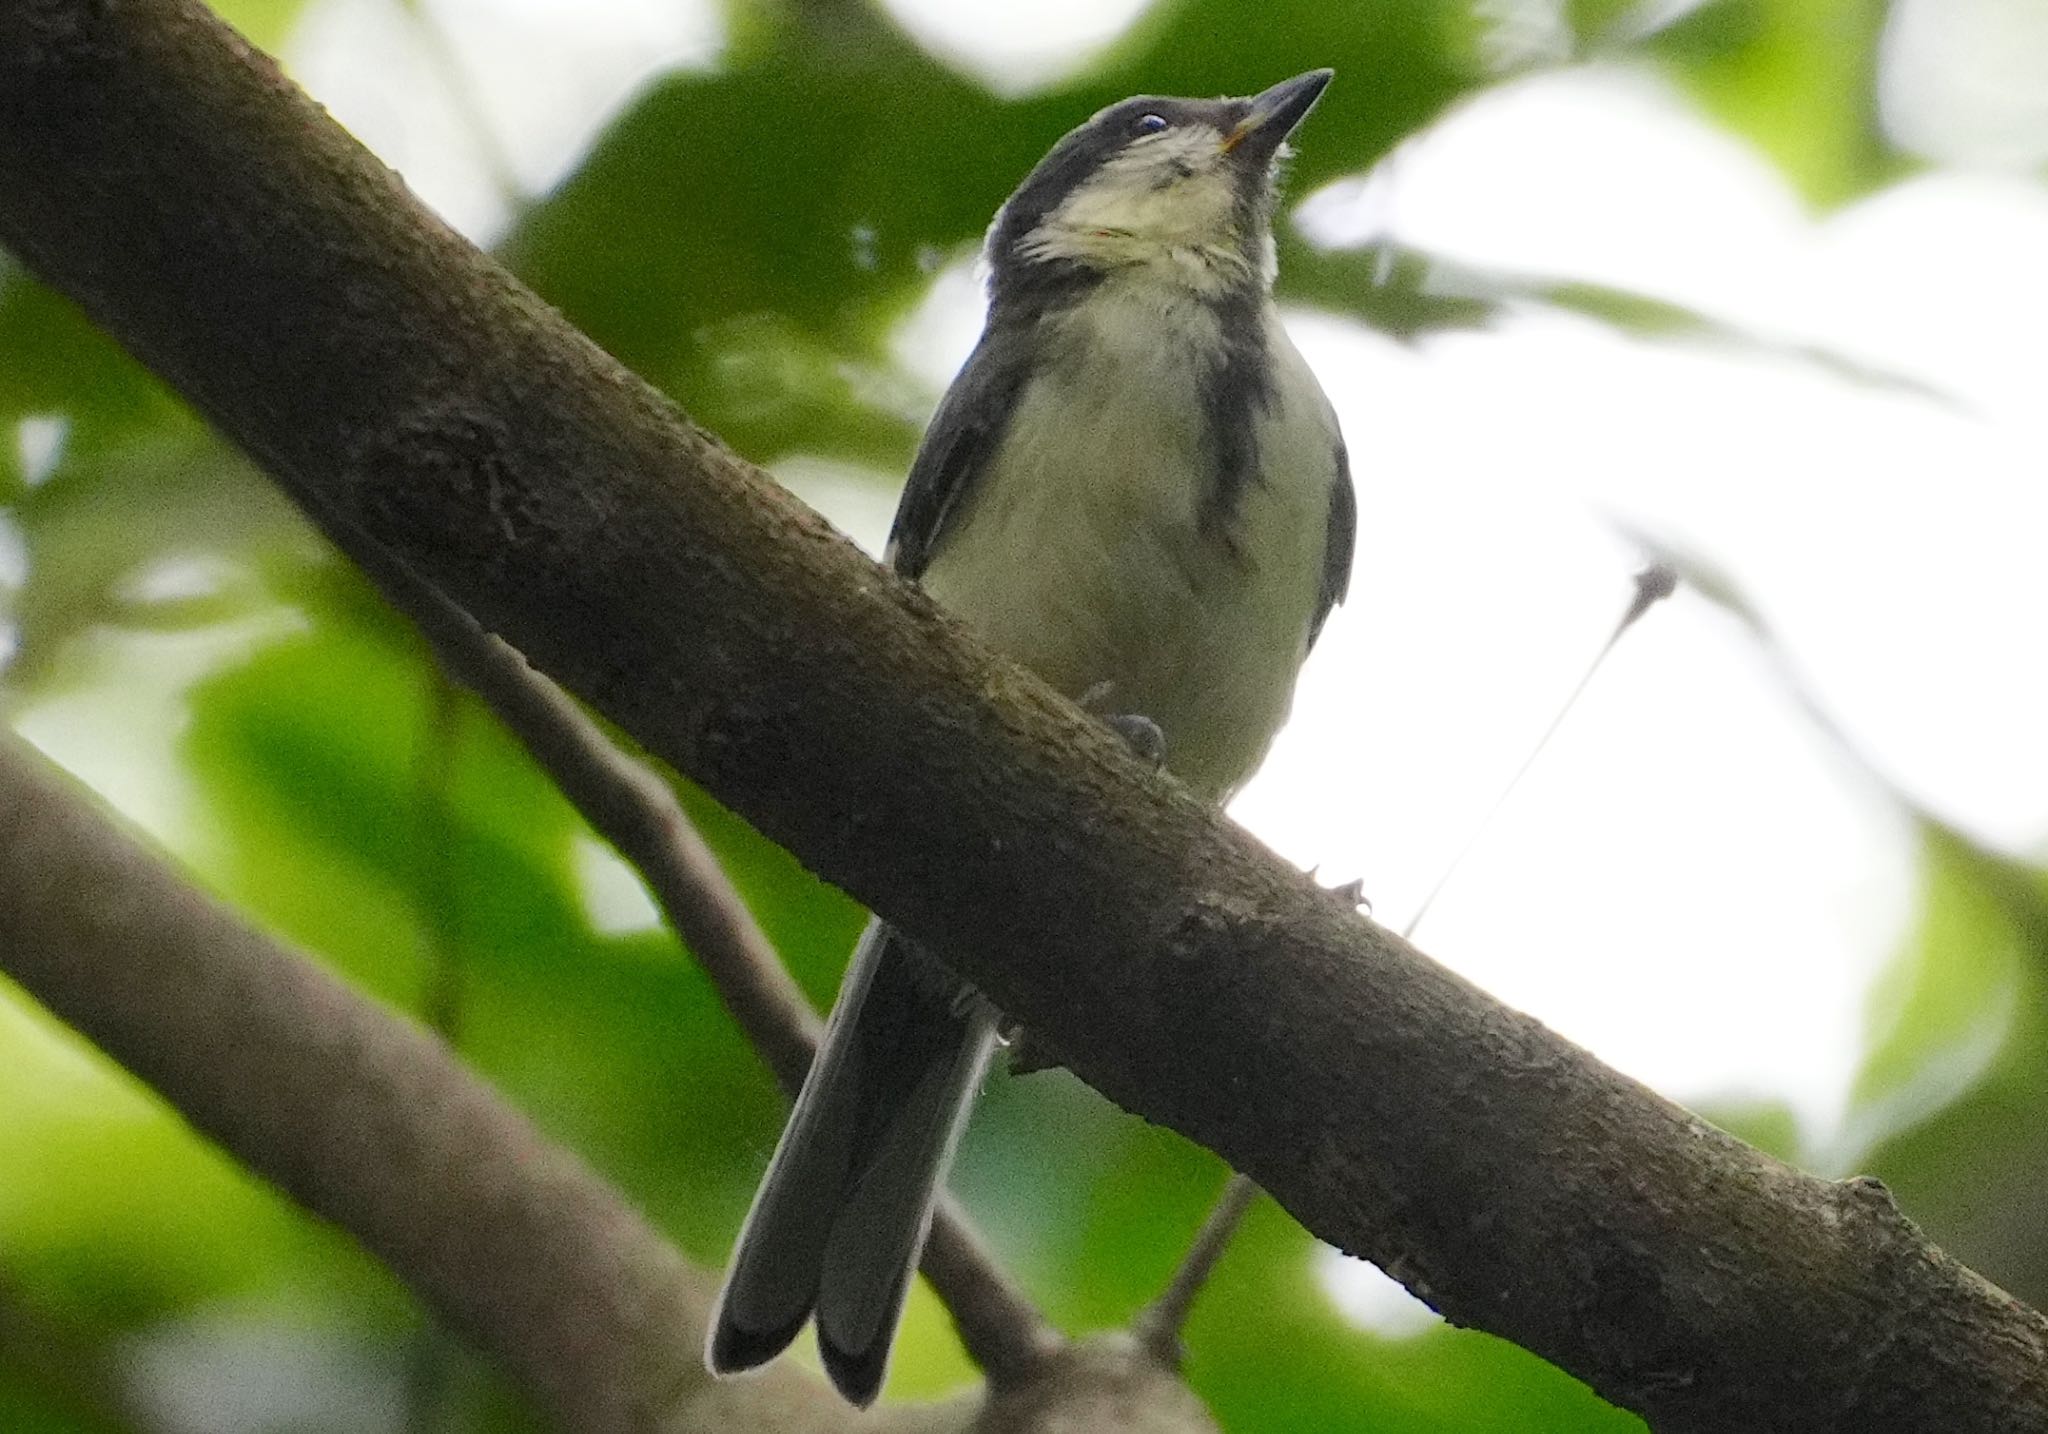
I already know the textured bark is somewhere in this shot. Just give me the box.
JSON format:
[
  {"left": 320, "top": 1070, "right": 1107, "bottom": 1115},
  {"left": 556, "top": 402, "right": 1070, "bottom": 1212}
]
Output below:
[{"left": 0, "top": 2, "right": 2044, "bottom": 1430}]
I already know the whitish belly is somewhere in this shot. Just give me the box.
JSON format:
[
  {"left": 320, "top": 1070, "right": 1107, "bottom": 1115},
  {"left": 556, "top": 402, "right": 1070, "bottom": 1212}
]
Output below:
[{"left": 921, "top": 320, "right": 1334, "bottom": 802}]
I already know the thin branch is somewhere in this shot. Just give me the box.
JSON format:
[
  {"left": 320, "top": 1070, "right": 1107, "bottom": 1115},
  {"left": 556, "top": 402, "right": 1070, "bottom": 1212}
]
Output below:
[
  {"left": 1404, "top": 561, "right": 1677, "bottom": 941},
  {"left": 4, "top": 7, "right": 2045, "bottom": 1428},
  {"left": 407, "top": 648, "right": 472, "bottom": 1434},
  {"left": 0, "top": 727, "right": 898, "bottom": 1433},
  {"left": 921, "top": 1209, "right": 1059, "bottom": 1384},
  {"left": 348, "top": 521, "right": 820, "bottom": 1083},
  {"left": 326, "top": 509, "right": 1054, "bottom": 1384},
  {"left": 1133, "top": 1174, "right": 1259, "bottom": 1364}
]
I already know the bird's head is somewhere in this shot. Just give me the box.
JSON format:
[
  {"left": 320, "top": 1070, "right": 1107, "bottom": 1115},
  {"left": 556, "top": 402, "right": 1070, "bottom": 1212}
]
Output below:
[{"left": 985, "top": 70, "right": 1331, "bottom": 303}]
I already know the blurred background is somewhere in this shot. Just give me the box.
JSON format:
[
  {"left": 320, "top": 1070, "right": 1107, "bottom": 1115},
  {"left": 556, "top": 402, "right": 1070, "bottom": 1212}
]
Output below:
[{"left": 4, "top": 0, "right": 2047, "bottom": 1428}]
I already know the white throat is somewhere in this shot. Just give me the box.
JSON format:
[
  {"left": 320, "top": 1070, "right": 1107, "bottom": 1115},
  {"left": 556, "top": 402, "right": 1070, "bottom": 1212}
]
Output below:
[{"left": 1015, "top": 129, "right": 1266, "bottom": 294}]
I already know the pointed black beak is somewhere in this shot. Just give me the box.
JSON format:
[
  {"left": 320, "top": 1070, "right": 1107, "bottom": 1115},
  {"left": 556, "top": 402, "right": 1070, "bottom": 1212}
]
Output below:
[{"left": 1223, "top": 69, "right": 1333, "bottom": 161}]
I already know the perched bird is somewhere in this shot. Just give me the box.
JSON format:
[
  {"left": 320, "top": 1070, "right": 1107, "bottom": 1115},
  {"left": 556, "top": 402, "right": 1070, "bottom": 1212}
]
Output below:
[{"left": 709, "top": 69, "right": 1354, "bottom": 1406}]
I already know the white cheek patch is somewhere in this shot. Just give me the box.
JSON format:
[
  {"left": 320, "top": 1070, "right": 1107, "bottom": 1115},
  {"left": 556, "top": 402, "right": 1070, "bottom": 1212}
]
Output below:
[{"left": 1022, "top": 128, "right": 1245, "bottom": 278}]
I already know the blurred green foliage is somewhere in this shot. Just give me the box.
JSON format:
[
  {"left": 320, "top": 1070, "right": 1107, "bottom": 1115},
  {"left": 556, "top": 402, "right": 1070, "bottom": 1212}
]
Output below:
[
  {"left": 1650, "top": 0, "right": 1898, "bottom": 203},
  {"left": 1857, "top": 824, "right": 2048, "bottom": 1303},
  {"left": 0, "top": 0, "right": 2039, "bottom": 1429}
]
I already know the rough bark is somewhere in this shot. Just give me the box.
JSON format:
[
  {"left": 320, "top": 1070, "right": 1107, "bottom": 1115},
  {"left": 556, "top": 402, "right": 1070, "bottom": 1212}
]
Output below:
[{"left": 0, "top": 2, "right": 2043, "bottom": 1430}]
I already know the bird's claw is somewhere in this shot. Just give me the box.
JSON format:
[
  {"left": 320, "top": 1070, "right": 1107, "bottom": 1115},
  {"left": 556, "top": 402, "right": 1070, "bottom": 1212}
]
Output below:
[
  {"left": 1329, "top": 877, "right": 1371, "bottom": 913},
  {"left": 1106, "top": 713, "right": 1167, "bottom": 769}
]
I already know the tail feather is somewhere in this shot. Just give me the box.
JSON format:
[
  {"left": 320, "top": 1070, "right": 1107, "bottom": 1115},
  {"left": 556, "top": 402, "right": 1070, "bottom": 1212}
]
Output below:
[
  {"left": 709, "top": 920, "right": 993, "bottom": 1407},
  {"left": 708, "top": 925, "right": 884, "bottom": 1375},
  {"left": 817, "top": 1008, "right": 996, "bottom": 1404}
]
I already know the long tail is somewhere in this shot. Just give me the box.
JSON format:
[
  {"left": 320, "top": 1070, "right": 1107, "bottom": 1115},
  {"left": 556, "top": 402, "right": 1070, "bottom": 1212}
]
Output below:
[{"left": 708, "top": 919, "right": 997, "bottom": 1406}]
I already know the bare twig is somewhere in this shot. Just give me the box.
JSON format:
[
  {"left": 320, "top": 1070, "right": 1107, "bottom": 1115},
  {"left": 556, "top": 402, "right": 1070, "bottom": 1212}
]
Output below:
[
  {"left": 322, "top": 511, "right": 1055, "bottom": 1385},
  {"left": 1403, "top": 561, "right": 1676, "bottom": 941},
  {"left": 407, "top": 649, "right": 474, "bottom": 1434},
  {"left": 1142, "top": 560, "right": 1681, "bottom": 1361},
  {"left": 1133, "top": 1173, "right": 1259, "bottom": 1364},
  {"left": 357, "top": 530, "right": 824, "bottom": 1084}
]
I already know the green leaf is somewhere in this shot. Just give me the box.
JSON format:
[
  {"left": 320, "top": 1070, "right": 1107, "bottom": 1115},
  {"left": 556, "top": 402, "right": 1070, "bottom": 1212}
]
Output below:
[
  {"left": 0, "top": 272, "right": 175, "bottom": 434},
  {"left": 1567, "top": 0, "right": 1650, "bottom": 49},
  {"left": 1843, "top": 824, "right": 2031, "bottom": 1158},
  {"left": 5, "top": 439, "right": 308, "bottom": 695},
  {"left": 1283, "top": 241, "right": 1960, "bottom": 408},
  {"left": 1652, "top": 0, "right": 1904, "bottom": 206},
  {"left": 212, "top": 0, "right": 317, "bottom": 54},
  {"left": 501, "top": 0, "right": 1482, "bottom": 468},
  {"left": 1189, "top": 1201, "right": 1645, "bottom": 1432},
  {"left": 0, "top": 982, "right": 408, "bottom": 1340},
  {"left": 1857, "top": 824, "right": 2048, "bottom": 1306},
  {"left": 0, "top": 273, "right": 315, "bottom": 698}
]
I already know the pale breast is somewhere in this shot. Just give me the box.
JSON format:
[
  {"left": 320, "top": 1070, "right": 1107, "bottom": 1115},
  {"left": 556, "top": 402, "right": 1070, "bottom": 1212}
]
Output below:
[{"left": 922, "top": 290, "right": 1340, "bottom": 802}]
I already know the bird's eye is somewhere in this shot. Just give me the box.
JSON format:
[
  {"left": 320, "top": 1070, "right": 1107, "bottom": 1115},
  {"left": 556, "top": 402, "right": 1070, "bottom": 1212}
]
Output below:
[{"left": 1135, "top": 113, "right": 1169, "bottom": 134}]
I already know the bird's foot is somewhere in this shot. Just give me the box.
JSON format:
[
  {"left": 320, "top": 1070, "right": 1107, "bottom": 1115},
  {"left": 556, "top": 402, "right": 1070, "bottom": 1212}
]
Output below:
[
  {"left": 1105, "top": 713, "right": 1167, "bottom": 769},
  {"left": 1076, "top": 683, "right": 1166, "bottom": 766},
  {"left": 1308, "top": 868, "right": 1372, "bottom": 914}
]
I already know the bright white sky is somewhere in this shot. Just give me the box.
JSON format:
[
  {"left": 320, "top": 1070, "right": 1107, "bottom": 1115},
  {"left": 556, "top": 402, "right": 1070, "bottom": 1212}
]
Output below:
[{"left": 17, "top": 0, "right": 2047, "bottom": 1341}]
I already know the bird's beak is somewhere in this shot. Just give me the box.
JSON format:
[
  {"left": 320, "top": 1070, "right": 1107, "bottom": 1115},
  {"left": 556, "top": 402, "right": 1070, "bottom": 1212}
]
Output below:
[{"left": 1221, "top": 69, "right": 1333, "bottom": 157}]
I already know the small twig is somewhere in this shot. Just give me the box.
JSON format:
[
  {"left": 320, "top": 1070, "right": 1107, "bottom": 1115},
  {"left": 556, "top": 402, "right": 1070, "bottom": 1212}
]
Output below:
[
  {"left": 1138, "top": 562, "right": 1680, "bottom": 1363},
  {"left": 319, "top": 514, "right": 1056, "bottom": 1385},
  {"left": 923, "top": 1204, "right": 1061, "bottom": 1383},
  {"left": 1403, "top": 561, "right": 1676, "bottom": 942},
  {"left": 1134, "top": 1173, "right": 1259, "bottom": 1365}
]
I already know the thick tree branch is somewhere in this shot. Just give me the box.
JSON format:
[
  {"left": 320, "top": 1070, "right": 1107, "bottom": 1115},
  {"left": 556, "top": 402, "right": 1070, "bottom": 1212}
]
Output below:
[{"left": 1, "top": 3, "right": 2044, "bottom": 1430}]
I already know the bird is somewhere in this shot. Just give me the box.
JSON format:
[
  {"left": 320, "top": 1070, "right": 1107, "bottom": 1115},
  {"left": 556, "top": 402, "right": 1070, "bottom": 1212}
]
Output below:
[{"left": 708, "top": 69, "right": 1355, "bottom": 1407}]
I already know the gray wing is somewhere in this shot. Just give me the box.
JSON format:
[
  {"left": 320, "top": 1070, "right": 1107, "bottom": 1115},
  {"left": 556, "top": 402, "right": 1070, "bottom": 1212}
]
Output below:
[
  {"left": 886, "top": 321, "right": 1035, "bottom": 581},
  {"left": 1309, "top": 439, "right": 1355, "bottom": 649}
]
